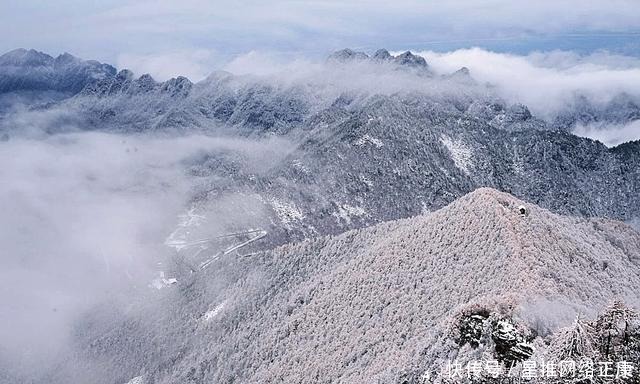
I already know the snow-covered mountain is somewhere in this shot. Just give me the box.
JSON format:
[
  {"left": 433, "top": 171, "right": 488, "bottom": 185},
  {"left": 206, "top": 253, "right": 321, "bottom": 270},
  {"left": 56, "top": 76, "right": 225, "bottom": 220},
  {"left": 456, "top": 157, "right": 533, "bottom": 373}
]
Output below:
[
  {"left": 0, "top": 49, "right": 116, "bottom": 94},
  {"left": 1, "top": 48, "right": 639, "bottom": 250},
  {"left": 1, "top": 48, "right": 639, "bottom": 384},
  {"left": 64, "top": 188, "right": 640, "bottom": 384}
]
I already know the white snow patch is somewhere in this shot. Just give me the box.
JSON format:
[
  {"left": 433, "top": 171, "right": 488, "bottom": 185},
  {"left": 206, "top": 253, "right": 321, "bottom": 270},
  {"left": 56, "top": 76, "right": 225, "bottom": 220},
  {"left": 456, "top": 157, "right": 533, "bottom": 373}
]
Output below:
[
  {"left": 360, "top": 174, "right": 374, "bottom": 188},
  {"left": 203, "top": 300, "right": 227, "bottom": 323},
  {"left": 332, "top": 204, "right": 366, "bottom": 225},
  {"left": 125, "top": 375, "right": 144, "bottom": 384},
  {"left": 268, "top": 198, "right": 305, "bottom": 228},
  {"left": 440, "top": 135, "right": 473, "bottom": 175},
  {"left": 291, "top": 159, "right": 310, "bottom": 174},
  {"left": 165, "top": 207, "right": 206, "bottom": 251},
  {"left": 497, "top": 320, "right": 515, "bottom": 334},
  {"left": 354, "top": 134, "right": 384, "bottom": 148},
  {"left": 149, "top": 271, "right": 178, "bottom": 290},
  {"left": 420, "top": 201, "right": 431, "bottom": 215}
]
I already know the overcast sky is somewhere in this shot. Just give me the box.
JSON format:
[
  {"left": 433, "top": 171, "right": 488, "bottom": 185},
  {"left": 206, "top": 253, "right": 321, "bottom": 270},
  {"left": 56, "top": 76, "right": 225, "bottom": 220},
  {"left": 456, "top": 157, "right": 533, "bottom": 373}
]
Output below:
[{"left": 2, "top": 0, "right": 640, "bottom": 78}]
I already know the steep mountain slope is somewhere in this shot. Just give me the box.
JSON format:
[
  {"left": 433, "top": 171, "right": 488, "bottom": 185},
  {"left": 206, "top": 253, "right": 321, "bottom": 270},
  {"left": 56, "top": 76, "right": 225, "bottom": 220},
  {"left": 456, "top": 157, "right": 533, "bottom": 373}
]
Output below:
[
  {"left": 251, "top": 96, "right": 639, "bottom": 233},
  {"left": 175, "top": 92, "right": 639, "bottom": 251},
  {"left": 71, "top": 188, "right": 640, "bottom": 384}
]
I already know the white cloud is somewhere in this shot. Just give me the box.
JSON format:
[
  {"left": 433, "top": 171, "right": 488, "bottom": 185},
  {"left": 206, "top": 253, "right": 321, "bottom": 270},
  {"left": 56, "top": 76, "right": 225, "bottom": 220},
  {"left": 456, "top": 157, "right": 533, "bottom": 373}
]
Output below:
[
  {"left": 0, "top": 132, "right": 194, "bottom": 371},
  {"left": 418, "top": 48, "right": 640, "bottom": 118},
  {"left": 223, "top": 50, "right": 317, "bottom": 77},
  {"left": 0, "top": 130, "right": 288, "bottom": 379},
  {"left": 222, "top": 48, "right": 640, "bottom": 146},
  {"left": 573, "top": 120, "right": 640, "bottom": 146},
  {"left": 221, "top": 48, "right": 640, "bottom": 125},
  {"left": 116, "top": 49, "right": 218, "bottom": 81},
  {"left": 2, "top": 1, "right": 640, "bottom": 65}
]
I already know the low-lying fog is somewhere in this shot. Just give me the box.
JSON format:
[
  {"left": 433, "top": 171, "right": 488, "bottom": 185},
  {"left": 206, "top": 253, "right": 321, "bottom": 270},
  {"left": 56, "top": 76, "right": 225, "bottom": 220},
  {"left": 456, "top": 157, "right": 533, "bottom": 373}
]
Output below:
[{"left": 0, "top": 130, "right": 290, "bottom": 380}]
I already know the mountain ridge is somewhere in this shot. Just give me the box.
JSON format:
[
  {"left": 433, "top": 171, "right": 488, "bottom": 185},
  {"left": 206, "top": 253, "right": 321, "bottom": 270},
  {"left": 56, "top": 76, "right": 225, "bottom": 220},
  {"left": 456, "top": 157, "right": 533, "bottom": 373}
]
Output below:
[
  {"left": 1, "top": 48, "right": 639, "bottom": 250},
  {"left": 0, "top": 48, "right": 116, "bottom": 94},
  {"left": 71, "top": 187, "right": 640, "bottom": 384}
]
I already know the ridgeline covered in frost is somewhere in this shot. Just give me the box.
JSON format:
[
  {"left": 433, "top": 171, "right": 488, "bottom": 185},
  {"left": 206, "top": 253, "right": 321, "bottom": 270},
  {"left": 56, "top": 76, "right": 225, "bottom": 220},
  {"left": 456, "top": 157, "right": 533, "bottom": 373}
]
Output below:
[{"left": 60, "top": 189, "right": 640, "bottom": 384}]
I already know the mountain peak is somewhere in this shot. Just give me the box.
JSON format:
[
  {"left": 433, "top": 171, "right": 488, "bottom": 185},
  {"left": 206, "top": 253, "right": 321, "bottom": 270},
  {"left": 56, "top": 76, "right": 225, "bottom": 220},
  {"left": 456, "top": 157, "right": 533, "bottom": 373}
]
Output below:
[
  {"left": 456, "top": 66, "right": 470, "bottom": 75},
  {"left": 453, "top": 186, "right": 522, "bottom": 208},
  {"left": 446, "top": 66, "right": 474, "bottom": 84},
  {"left": 54, "top": 52, "right": 79, "bottom": 65},
  {"left": 327, "top": 48, "right": 429, "bottom": 69},
  {"left": 103, "top": 188, "right": 639, "bottom": 383},
  {"left": 160, "top": 76, "right": 193, "bottom": 96},
  {"left": 372, "top": 48, "right": 392, "bottom": 61},
  {"left": 116, "top": 69, "right": 134, "bottom": 82},
  {"left": 0, "top": 48, "right": 117, "bottom": 93},
  {"left": 393, "top": 50, "right": 428, "bottom": 67},
  {"left": 0, "top": 48, "right": 53, "bottom": 66},
  {"left": 327, "top": 48, "right": 370, "bottom": 62}
]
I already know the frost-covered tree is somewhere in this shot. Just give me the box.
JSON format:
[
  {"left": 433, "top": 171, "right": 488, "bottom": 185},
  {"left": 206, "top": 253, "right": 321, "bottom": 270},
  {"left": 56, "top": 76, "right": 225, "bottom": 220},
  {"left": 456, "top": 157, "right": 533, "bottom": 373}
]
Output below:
[
  {"left": 592, "top": 300, "right": 639, "bottom": 361},
  {"left": 548, "top": 315, "right": 595, "bottom": 360}
]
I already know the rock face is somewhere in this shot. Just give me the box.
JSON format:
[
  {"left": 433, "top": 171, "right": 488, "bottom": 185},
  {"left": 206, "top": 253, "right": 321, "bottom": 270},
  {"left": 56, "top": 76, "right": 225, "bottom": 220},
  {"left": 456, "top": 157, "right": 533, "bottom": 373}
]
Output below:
[
  {"left": 72, "top": 188, "right": 640, "bottom": 384},
  {"left": 169, "top": 84, "right": 638, "bottom": 250}
]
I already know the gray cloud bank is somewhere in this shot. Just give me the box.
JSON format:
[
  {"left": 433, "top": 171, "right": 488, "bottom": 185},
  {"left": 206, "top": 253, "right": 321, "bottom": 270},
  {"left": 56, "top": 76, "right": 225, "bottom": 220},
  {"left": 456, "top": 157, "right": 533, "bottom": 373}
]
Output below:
[{"left": 418, "top": 49, "right": 640, "bottom": 115}]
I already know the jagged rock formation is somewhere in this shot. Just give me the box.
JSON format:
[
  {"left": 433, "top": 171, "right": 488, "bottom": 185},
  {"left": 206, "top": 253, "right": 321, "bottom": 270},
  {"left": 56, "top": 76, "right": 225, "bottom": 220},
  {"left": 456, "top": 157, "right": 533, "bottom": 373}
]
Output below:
[
  {"left": 393, "top": 50, "right": 428, "bottom": 68},
  {"left": 69, "top": 188, "right": 640, "bottom": 384},
  {"left": 373, "top": 48, "right": 393, "bottom": 61},
  {"left": 327, "top": 48, "right": 428, "bottom": 69}
]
